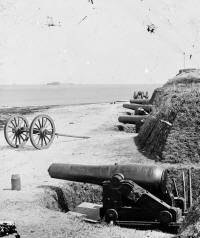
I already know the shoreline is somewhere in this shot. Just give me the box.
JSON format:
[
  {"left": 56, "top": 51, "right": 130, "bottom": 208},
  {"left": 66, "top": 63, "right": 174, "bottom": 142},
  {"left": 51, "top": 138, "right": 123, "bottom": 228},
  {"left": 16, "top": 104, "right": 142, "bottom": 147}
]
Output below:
[
  {"left": 0, "top": 101, "right": 126, "bottom": 129},
  {"left": 0, "top": 100, "right": 128, "bottom": 128},
  {"left": 0, "top": 100, "right": 128, "bottom": 110},
  {"left": 0, "top": 105, "right": 57, "bottom": 129},
  {"left": 0, "top": 84, "right": 157, "bottom": 109}
]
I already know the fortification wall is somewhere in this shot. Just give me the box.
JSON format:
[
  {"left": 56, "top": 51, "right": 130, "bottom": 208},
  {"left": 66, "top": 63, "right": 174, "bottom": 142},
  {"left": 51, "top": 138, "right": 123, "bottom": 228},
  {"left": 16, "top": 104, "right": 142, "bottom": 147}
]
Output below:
[
  {"left": 137, "top": 69, "right": 200, "bottom": 236},
  {"left": 137, "top": 68, "right": 200, "bottom": 164}
]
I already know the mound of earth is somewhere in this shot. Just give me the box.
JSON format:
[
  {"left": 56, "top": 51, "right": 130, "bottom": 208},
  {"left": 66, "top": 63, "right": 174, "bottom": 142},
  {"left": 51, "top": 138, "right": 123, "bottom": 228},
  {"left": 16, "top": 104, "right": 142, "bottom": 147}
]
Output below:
[
  {"left": 40, "top": 182, "right": 102, "bottom": 212},
  {"left": 137, "top": 68, "right": 200, "bottom": 164},
  {"left": 177, "top": 201, "right": 200, "bottom": 238},
  {"left": 137, "top": 68, "right": 200, "bottom": 237}
]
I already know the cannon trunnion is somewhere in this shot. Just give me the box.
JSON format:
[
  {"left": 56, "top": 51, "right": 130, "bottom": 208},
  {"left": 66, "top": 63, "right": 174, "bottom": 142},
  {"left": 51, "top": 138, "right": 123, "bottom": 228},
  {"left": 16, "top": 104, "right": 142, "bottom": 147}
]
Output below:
[
  {"left": 100, "top": 173, "right": 182, "bottom": 232},
  {"left": 48, "top": 163, "right": 186, "bottom": 233}
]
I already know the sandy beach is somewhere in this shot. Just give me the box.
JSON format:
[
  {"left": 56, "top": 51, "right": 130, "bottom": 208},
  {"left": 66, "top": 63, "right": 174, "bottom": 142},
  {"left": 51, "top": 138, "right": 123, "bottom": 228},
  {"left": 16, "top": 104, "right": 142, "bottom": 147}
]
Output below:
[{"left": 0, "top": 102, "right": 173, "bottom": 238}]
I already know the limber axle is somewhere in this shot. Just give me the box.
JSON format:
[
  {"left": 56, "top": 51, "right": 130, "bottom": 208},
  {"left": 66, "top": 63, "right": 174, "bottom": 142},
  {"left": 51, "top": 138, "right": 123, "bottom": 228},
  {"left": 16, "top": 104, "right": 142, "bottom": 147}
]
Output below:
[{"left": 32, "top": 130, "right": 90, "bottom": 139}]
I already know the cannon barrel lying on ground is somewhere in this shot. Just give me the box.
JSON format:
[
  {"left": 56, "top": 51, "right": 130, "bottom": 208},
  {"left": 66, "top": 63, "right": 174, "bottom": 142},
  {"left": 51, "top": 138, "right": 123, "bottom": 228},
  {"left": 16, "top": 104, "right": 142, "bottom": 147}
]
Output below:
[
  {"left": 123, "top": 103, "right": 152, "bottom": 113},
  {"left": 130, "top": 99, "right": 150, "bottom": 104},
  {"left": 118, "top": 115, "right": 148, "bottom": 124},
  {"left": 48, "top": 163, "right": 167, "bottom": 195}
]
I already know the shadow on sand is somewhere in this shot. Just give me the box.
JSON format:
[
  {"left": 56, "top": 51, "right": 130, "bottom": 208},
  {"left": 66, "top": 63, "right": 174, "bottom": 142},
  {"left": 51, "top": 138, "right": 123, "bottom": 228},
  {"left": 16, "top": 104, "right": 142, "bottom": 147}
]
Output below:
[{"left": 0, "top": 145, "right": 37, "bottom": 151}]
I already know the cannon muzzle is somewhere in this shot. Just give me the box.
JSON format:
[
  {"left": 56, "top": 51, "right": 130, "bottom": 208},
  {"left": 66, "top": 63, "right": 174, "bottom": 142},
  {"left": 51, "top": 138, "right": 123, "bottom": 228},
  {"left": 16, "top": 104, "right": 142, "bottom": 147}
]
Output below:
[
  {"left": 48, "top": 163, "right": 167, "bottom": 195},
  {"left": 130, "top": 99, "right": 150, "bottom": 104},
  {"left": 118, "top": 115, "right": 148, "bottom": 124}
]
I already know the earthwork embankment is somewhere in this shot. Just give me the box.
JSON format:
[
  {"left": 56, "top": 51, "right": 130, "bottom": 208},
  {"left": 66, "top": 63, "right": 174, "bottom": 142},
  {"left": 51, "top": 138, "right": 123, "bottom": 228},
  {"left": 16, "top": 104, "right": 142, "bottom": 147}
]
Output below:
[{"left": 137, "top": 68, "right": 200, "bottom": 237}]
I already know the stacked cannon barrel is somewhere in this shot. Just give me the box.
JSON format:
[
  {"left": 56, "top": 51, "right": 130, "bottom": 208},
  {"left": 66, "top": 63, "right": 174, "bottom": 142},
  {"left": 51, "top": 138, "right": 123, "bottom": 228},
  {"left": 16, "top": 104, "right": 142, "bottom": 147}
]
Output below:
[{"left": 118, "top": 90, "right": 153, "bottom": 132}]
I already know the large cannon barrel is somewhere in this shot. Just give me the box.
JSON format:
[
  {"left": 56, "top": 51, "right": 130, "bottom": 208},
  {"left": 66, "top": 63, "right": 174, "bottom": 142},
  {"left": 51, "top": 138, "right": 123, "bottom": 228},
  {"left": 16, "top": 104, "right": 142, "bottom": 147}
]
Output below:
[
  {"left": 130, "top": 99, "right": 150, "bottom": 104},
  {"left": 48, "top": 163, "right": 167, "bottom": 195},
  {"left": 118, "top": 115, "right": 148, "bottom": 124},
  {"left": 123, "top": 103, "right": 152, "bottom": 113}
]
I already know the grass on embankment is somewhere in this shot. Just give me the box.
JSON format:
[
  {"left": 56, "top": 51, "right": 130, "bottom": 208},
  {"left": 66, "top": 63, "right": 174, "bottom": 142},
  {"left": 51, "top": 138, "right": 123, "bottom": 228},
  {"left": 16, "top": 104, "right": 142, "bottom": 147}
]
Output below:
[
  {"left": 136, "top": 69, "right": 200, "bottom": 237},
  {"left": 137, "top": 86, "right": 200, "bottom": 164}
]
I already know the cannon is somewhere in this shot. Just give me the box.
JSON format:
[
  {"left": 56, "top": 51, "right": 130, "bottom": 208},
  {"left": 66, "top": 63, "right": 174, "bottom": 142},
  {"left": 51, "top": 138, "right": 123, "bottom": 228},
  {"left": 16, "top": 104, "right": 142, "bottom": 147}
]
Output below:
[
  {"left": 118, "top": 115, "right": 147, "bottom": 132},
  {"left": 130, "top": 99, "right": 150, "bottom": 104},
  {"left": 4, "top": 114, "right": 89, "bottom": 150},
  {"left": 118, "top": 115, "right": 147, "bottom": 124},
  {"left": 134, "top": 108, "right": 149, "bottom": 116},
  {"left": 133, "top": 91, "right": 148, "bottom": 100},
  {"left": 123, "top": 103, "right": 152, "bottom": 113},
  {"left": 48, "top": 163, "right": 189, "bottom": 233}
]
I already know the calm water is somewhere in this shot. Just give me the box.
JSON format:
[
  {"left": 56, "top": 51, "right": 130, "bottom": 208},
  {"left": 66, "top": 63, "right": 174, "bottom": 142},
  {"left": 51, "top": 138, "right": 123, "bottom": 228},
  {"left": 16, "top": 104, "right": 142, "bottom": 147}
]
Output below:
[{"left": 0, "top": 84, "right": 161, "bottom": 107}]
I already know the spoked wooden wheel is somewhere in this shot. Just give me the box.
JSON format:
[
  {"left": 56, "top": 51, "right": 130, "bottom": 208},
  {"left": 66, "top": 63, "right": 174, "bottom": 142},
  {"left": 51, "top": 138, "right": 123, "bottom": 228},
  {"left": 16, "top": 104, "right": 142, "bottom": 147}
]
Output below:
[
  {"left": 29, "top": 114, "right": 55, "bottom": 150},
  {"left": 4, "top": 115, "right": 29, "bottom": 148}
]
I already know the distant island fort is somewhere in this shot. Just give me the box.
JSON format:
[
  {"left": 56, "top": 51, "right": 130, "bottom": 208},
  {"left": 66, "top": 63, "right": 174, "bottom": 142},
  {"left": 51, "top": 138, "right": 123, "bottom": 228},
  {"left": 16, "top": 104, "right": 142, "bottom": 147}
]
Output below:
[{"left": 46, "top": 81, "right": 61, "bottom": 86}]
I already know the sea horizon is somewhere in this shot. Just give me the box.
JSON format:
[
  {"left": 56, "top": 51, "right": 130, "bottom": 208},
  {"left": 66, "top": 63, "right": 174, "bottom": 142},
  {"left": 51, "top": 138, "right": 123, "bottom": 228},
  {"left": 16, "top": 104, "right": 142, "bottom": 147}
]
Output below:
[{"left": 0, "top": 83, "right": 161, "bottom": 108}]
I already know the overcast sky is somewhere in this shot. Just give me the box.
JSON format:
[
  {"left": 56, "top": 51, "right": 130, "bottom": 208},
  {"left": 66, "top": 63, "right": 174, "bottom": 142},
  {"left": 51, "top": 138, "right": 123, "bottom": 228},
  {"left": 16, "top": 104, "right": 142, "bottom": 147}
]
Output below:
[{"left": 0, "top": 0, "right": 199, "bottom": 85}]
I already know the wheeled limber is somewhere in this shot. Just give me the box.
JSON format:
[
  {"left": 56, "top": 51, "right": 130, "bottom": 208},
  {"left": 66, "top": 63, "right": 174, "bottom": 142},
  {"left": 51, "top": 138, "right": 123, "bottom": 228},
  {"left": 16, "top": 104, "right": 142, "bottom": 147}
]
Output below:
[{"left": 4, "top": 114, "right": 89, "bottom": 150}]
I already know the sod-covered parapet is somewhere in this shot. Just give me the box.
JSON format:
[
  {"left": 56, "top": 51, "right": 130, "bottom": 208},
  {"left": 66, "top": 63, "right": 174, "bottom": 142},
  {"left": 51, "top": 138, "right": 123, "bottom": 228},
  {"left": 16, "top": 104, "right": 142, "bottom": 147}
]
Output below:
[
  {"left": 168, "top": 166, "right": 200, "bottom": 238},
  {"left": 137, "top": 86, "right": 200, "bottom": 163},
  {"left": 166, "top": 68, "right": 200, "bottom": 87},
  {"left": 177, "top": 204, "right": 200, "bottom": 238},
  {"left": 167, "top": 167, "right": 200, "bottom": 204}
]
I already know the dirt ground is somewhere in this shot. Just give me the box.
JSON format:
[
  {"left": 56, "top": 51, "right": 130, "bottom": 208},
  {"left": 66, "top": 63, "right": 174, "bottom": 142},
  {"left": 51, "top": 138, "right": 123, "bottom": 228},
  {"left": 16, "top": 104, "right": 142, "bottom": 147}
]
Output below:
[{"left": 0, "top": 103, "right": 173, "bottom": 238}]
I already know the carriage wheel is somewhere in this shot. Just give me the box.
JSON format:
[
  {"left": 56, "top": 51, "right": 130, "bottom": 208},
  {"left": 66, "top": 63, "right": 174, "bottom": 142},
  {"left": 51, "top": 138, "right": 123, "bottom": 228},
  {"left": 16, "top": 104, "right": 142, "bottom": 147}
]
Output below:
[
  {"left": 4, "top": 115, "right": 29, "bottom": 148},
  {"left": 29, "top": 114, "right": 55, "bottom": 150}
]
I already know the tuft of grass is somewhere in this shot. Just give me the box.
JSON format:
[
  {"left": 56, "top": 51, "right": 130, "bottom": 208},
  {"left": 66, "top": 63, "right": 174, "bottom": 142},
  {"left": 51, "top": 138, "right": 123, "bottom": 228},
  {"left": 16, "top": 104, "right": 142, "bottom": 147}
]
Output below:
[
  {"left": 66, "top": 182, "right": 102, "bottom": 209},
  {"left": 177, "top": 199, "right": 200, "bottom": 238},
  {"left": 41, "top": 182, "right": 102, "bottom": 212}
]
